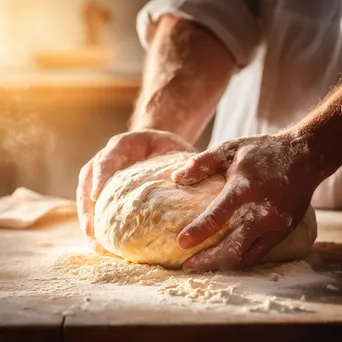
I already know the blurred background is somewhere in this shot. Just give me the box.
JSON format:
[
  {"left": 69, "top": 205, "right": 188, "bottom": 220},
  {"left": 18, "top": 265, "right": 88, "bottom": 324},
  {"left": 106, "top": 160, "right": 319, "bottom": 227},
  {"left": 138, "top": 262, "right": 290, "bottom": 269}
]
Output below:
[{"left": 0, "top": 0, "right": 212, "bottom": 199}]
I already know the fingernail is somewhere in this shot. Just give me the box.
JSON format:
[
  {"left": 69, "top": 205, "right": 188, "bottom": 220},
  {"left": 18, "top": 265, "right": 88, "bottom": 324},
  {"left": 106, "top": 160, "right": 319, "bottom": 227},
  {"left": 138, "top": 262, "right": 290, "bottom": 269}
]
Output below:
[
  {"left": 91, "top": 239, "right": 105, "bottom": 255},
  {"left": 171, "top": 169, "right": 185, "bottom": 182},
  {"left": 177, "top": 233, "right": 193, "bottom": 249},
  {"left": 90, "top": 189, "right": 98, "bottom": 202}
]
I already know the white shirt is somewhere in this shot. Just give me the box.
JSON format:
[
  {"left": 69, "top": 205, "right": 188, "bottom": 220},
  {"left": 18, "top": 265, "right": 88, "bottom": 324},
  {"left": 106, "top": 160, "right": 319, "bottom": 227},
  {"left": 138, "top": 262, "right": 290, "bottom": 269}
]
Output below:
[{"left": 137, "top": 0, "right": 342, "bottom": 209}]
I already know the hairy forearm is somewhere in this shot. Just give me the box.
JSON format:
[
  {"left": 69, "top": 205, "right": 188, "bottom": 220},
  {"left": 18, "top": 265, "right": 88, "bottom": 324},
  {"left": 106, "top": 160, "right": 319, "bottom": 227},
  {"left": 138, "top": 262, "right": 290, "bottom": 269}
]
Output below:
[
  {"left": 130, "top": 15, "right": 236, "bottom": 144},
  {"left": 285, "top": 84, "right": 342, "bottom": 186}
]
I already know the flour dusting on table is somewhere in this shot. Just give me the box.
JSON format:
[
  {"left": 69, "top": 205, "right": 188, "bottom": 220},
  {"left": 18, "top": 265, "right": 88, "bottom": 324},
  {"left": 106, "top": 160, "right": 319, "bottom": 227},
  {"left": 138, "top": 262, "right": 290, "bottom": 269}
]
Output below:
[
  {"left": 52, "top": 252, "right": 335, "bottom": 313},
  {"left": 54, "top": 253, "right": 174, "bottom": 285}
]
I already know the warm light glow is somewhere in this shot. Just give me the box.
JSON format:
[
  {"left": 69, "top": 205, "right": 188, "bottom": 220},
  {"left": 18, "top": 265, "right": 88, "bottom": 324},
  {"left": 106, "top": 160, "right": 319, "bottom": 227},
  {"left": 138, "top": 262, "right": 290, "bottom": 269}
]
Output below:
[
  {"left": 0, "top": 0, "right": 86, "bottom": 69},
  {"left": 0, "top": 1, "right": 143, "bottom": 203},
  {"left": 0, "top": 0, "right": 10, "bottom": 68},
  {"left": 0, "top": 0, "right": 146, "bottom": 72}
]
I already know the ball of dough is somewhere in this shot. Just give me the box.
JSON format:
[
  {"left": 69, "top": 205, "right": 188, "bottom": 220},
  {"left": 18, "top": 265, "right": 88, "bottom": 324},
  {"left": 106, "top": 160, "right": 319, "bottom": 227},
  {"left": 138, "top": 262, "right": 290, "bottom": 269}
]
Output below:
[{"left": 94, "top": 152, "right": 317, "bottom": 269}]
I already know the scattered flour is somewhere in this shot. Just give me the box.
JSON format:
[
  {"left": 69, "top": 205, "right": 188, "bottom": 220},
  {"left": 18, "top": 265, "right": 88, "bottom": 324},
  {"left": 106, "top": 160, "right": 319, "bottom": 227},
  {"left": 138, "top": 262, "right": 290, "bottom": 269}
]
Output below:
[
  {"left": 254, "top": 260, "right": 315, "bottom": 277},
  {"left": 51, "top": 253, "right": 333, "bottom": 313},
  {"left": 53, "top": 254, "right": 175, "bottom": 285},
  {"left": 247, "top": 298, "right": 313, "bottom": 314},
  {"left": 159, "top": 279, "right": 247, "bottom": 305},
  {"left": 326, "top": 284, "right": 338, "bottom": 291}
]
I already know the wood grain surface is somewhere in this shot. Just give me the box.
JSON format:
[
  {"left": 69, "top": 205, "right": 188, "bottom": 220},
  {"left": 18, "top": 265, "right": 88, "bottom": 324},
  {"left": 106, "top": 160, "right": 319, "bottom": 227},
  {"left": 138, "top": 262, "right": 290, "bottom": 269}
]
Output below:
[{"left": 0, "top": 210, "right": 342, "bottom": 342}]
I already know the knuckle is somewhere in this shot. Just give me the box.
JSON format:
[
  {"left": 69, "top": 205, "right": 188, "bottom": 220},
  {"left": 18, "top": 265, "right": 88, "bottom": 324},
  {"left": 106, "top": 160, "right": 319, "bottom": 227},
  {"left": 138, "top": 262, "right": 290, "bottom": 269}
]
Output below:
[
  {"left": 221, "top": 141, "right": 234, "bottom": 154},
  {"left": 203, "top": 213, "right": 220, "bottom": 235},
  {"left": 189, "top": 154, "right": 207, "bottom": 169},
  {"left": 107, "top": 134, "right": 123, "bottom": 147},
  {"left": 227, "top": 243, "right": 241, "bottom": 259},
  {"left": 95, "top": 157, "right": 117, "bottom": 177},
  {"left": 106, "top": 133, "right": 138, "bottom": 156},
  {"left": 190, "top": 154, "right": 203, "bottom": 165},
  {"left": 94, "top": 155, "right": 108, "bottom": 169}
]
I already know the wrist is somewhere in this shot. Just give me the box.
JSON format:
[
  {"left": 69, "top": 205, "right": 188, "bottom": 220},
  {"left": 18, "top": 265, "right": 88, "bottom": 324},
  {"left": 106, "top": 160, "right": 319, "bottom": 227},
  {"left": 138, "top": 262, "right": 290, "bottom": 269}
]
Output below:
[
  {"left": 278, "top": 116, "right": 342, "bottom": 188},
  {"left": 275, "top": 128, "right": 322, "bottom": 189}
]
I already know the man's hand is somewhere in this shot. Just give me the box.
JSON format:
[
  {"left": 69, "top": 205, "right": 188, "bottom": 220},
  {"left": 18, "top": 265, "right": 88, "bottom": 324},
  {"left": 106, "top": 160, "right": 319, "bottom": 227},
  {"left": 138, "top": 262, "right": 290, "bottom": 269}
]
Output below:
[
  {"left": 77, "top": 129, "right": 195, "bottom": 250},
  {"left": 172, "top": 133, "right": 317, "bottom": 271}
]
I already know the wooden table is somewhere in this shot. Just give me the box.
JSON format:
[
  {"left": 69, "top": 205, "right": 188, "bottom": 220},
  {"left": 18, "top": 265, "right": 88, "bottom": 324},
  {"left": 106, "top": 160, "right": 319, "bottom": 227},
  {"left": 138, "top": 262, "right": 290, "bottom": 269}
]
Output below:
[{"left": 1, "top": 211, "right": 342, "bottom": 342}]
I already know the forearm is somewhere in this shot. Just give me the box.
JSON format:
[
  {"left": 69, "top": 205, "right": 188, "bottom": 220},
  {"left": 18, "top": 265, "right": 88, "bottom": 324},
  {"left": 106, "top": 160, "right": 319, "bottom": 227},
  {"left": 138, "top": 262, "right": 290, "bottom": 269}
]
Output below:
[
  {"left": 285, "top": 84, "right": 342, "bottom": 186},
  {"left": 130, "top": 15, "right": 236, "bottom": 144}
]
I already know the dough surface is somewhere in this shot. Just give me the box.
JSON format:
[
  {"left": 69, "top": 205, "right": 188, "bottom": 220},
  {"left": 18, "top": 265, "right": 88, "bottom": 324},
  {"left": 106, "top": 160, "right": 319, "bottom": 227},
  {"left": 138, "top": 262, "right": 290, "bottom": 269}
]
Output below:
[{"left": 94, "top": 152, "right": 317, "bottom": 268}]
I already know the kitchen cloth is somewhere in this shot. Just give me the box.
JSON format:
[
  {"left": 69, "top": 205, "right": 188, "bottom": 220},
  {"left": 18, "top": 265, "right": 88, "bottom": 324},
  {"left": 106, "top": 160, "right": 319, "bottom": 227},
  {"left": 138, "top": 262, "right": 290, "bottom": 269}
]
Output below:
[{"left": 0, "top": 187, "right": 76, "bottom": 229}]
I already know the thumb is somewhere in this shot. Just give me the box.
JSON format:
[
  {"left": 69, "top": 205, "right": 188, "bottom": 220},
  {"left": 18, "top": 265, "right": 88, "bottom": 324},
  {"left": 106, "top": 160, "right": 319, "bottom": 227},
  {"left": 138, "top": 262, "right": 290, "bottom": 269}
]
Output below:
[
  {"left": 91, "top": 155, "right": 120, "bottom": 201},
  {"left": 171, "top": 150, "right": 226, "bottom": 186}
]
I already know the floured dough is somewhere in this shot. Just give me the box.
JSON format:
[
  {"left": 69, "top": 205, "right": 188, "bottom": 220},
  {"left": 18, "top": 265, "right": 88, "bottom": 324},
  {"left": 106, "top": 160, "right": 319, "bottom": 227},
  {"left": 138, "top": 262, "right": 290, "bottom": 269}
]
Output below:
[{"left": 94, "top": 152, "right": 317, "bottom": 269}]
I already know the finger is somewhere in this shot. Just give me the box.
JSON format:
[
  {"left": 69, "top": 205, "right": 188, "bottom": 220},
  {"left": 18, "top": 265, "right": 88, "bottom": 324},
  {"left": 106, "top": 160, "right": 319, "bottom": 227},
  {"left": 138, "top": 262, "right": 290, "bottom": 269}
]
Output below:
[
  {"left": 90, "top": 153, "right": 123, "bottom": 201},
  {"left": 76, "top": 160, "right": 96, "bottom": 239},
  {"left": 91, "top": 238, "right": 106, "bottom": 255},
  {"left": 234, "top": 231, "right": 287, "bottom": 270},
  {"left": 91, "top": 131, "right": 197, "bottom": 201},
  {"left": 171, "top": 149, "right": 229, "bottom": 186},
  {"left": 177, "top": 178, "right": 260, "bottom": 249},
  {"left": 183, "top": 207, "right": 281, "bottom": 272},
  {"left": 90, "top": 134, "right": 149, "bottom": 201}
]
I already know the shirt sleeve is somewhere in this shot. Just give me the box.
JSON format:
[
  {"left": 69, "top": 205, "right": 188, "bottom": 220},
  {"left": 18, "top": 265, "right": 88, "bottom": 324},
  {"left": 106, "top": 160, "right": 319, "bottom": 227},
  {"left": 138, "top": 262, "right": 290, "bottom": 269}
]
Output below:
[{"left": 137, "top": 0, "right": 262, "bottom": 68}]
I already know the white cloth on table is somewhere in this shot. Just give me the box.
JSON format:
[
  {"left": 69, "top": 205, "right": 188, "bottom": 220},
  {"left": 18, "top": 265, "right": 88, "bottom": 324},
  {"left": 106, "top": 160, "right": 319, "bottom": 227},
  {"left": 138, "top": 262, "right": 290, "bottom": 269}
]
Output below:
[{"left": 0, "top": 188, "right": 76, "bottom": 229}]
